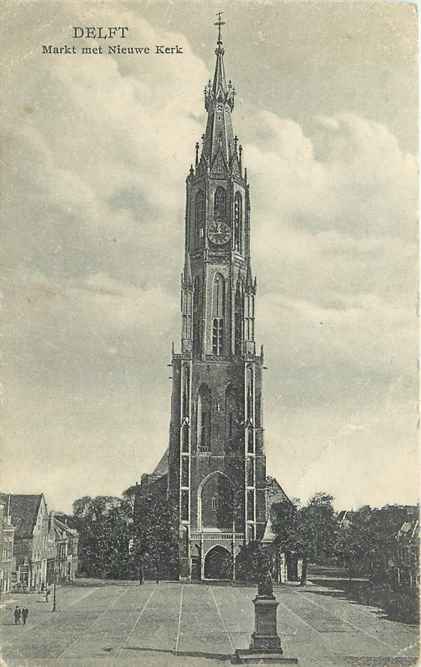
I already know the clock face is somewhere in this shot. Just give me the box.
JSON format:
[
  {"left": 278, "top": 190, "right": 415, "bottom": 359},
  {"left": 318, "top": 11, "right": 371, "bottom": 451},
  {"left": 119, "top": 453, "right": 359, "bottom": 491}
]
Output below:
[{"left": 208, "top": 220, "right": 231, "bottom": 245}]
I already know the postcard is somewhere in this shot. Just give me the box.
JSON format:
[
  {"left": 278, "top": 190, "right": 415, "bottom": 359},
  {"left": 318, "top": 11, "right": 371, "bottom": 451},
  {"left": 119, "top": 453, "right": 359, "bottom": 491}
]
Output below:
[{"left": 0, "top": 2, "right": 418, "bottom": 665}]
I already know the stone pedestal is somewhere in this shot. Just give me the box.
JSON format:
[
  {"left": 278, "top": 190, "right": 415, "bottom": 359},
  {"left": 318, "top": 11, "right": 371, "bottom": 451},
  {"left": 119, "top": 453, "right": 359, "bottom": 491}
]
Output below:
[
  {"left": 233, "top": 594, "right": 298, "bottom": 664},
  {"left": 250, "top": 595, "right": 282, "bottom": 651}
]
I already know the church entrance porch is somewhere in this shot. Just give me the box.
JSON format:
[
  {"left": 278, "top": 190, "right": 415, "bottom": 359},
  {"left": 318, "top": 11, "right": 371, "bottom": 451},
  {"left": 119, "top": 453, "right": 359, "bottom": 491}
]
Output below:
[
  {"left": 190, "top": 530, "right": 244, "bottom": 581},
  {"left": 204, "top": 546, "right": 232, "bottom": 580}
]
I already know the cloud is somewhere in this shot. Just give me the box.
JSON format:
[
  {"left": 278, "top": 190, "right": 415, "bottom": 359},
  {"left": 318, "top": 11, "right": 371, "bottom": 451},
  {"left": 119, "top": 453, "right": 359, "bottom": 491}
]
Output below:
[
  {"left": 1, "top": 3, "right": 208, "bottom": 290},
  {"left": 0, "top": 3, "right": 417, "bottom": 510},
  {"left": 244, "top": 112, "right": 417, "bottom": 502},
  {"left": 247, "top": 112, "right": 417, "bottom": 368}
]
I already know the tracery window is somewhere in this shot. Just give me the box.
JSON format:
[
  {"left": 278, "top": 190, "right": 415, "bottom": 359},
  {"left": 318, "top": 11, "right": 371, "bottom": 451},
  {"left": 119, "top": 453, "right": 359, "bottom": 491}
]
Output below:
[
  {"left": 197, "top": 384, "right": 211, "bottom": 451},
  {"left": 195, "top": 191, "right": 205, "bottom": 248},
  {"left": 246, "top": 366, "right": 254, "bottom": 420},
  {"left": 182, "top": 365, "right": 190, "bottom": 418},
  {"left": 181, "top": 457, "right": 189, "bottom": 487},
  {"left": 212, "top": 274, "right": 225, "bottom": 356},
  {"left": 247, "top": 427, "right": 254, "bottom": 453},
  {"left": 214, "top": 187, "right": 226, "bottom": 220},
  {"left": 234, "top": 192, "right": 242, "bottom": 252},
  {"left": 235, "top": 279, "right": 244, "bottom": 355},
  {"left": 193, "top": 277, "right": 202, "bottom": 356},
  {"left": 181, "top": 424, "right": 189, "bottom": 452},
  {"left": 225, "top": 385, "right": 238, "bottom": 446}
]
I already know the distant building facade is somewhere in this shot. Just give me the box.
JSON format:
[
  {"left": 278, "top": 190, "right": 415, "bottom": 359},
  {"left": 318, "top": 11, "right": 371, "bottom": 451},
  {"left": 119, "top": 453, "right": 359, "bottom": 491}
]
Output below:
[
  {"left": 53, "top": 514, "right": 79, "bottom": 582},
  {"left": 1, "top": 494, "right": 50, "bottom": 590},
  {"left": 391, "top": 518, "right": 419, "bottom": 591},
  {"left": 263, "top": 477, "right": 302, "bottom": 583},
  {"left": 0, "top": 499, "right": 15, "bottom": 595}
]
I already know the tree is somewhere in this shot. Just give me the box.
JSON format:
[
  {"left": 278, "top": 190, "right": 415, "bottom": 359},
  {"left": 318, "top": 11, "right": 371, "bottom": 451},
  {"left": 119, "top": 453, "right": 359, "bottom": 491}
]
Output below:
[
  {"left": 335, "top": 507, "right": 373, "bottom": 580},
  {"left": 133, "top": 493, "right": 178, "bottom": 580},
  {"left": 270, "top": 492, "right": 338, "bottom": 585},
  {"left": 335, "top": 504, "right": 417, "bottom": 583},
  {"left": 270, "top": 500, "right": 299, "bottom": 554},
  {"left": 236, "top": 541, "right": 272, "bottom": 584},
  {"left": 122, "top": 484, "right": 138, "bottom": 513},
  {"left": 71, "top": 496, "right": 131, "bottom": 579},
  {"left": 300, "top": 493, "right": 337, "bottom": 564}
]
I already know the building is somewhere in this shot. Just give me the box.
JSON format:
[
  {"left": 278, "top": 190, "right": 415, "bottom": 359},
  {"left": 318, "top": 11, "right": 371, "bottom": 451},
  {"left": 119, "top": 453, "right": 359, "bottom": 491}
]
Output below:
[
  {"left": 0, "top": 498, "right": 15, "bottom": 595},
  {"left": 391, "top": 518, "right": 419, "bottom": 591},
  {"left": 52, "top": 514, "right": 79, "bottom": 583},
  {"left": 136, "top": 20, "right": 270, "bottom": 582},
  {"left": 263, "top": 478, "right": 302, "bottom": 583},
  {"left": 0, "top": 493, "right": 50, "bottom": 590},
  {"left": 168, "top": 18, "right": 269, "bottom": 581},
  {"left": 337, "top": 510, "right": 355, "bottom": 530},
  {"left": 46, "top": 514, "right": 57, "bottom": 585}
]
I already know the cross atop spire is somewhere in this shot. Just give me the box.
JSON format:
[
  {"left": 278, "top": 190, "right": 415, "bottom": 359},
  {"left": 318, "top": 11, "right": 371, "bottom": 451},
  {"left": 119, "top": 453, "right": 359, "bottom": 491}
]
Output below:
[{"left": 214, "top": 11, "right": 225, "bottom": 45}]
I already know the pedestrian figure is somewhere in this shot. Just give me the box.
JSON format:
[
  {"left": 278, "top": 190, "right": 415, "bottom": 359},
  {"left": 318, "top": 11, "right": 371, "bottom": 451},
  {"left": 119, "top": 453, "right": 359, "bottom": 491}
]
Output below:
[
  {"left": 13, "top": 606, "right": 21, "bottom": 625},
  {"left": 138, "top": 560, "right": 144, "bottom": 585},
  {"left": 22, "top": 608, "right": 29, "bottom": 625},
  {"left": 45, "top": 587, "right": 50, "bottom": 602}
]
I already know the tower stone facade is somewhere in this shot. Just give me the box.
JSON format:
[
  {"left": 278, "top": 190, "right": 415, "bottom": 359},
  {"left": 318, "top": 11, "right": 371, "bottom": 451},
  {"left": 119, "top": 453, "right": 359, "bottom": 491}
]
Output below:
[{"left": 167, "top": 23, "right": 267, "bottom": 581}]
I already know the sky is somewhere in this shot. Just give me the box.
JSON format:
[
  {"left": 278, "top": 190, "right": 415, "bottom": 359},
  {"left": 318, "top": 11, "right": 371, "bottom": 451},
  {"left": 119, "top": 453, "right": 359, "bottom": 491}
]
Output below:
[{"left": 0, "top": 0, "right": 418, "bottom": 513}]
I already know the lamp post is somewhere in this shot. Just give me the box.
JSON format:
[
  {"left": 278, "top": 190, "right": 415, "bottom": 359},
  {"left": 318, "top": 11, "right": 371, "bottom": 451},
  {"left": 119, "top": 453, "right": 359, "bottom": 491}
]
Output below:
[{"left": 51, "top": 571, "right": 57, "bottom": 612}]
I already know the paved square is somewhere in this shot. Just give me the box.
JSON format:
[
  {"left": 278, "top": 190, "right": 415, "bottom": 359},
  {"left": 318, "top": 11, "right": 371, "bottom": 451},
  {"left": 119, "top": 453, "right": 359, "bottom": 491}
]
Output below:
[{"left": 1, "top": 581, "right": 418, "bottom": 666}]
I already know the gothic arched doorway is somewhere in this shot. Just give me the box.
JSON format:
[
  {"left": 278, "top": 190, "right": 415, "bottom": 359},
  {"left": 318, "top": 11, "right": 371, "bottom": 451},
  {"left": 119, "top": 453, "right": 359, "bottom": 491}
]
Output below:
[{"left": 204, "top": 546, "right": 232, "bottom": 580}]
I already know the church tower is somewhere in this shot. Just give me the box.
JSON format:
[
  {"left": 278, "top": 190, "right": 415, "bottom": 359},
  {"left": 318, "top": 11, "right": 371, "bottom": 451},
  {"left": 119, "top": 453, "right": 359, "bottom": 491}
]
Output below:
[{"left": 168, "top": 16, "right": 267, "bottom": 580}]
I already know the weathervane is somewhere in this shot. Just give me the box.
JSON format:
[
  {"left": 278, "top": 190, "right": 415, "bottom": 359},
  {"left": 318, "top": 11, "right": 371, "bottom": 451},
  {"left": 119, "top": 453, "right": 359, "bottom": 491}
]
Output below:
[{"left": 214, "top": 11, "right": 225, "bottom": 44}]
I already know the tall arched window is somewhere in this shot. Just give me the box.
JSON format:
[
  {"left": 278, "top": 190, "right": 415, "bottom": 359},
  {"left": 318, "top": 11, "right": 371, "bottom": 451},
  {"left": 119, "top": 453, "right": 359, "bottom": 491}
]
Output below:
[
  {"left": 235, "top": 279, "right": 244, "bottom": 355},
  {"left": 182, "top": 365, "right": 190, "bottom": 418},
  {"left": 181, "top": 457, "right": 189, "bottom": 486},
  {"left": 197, "top": 384, "right": 211, "bottom": 451},
  {"left": 247, "top": 426, "right": 254, "bottom": 453},
  {"left": 200, "top": 472, "right": 233, "bottom": 529},
  {"left": 212, "top": 274, "right": 225, "bottom": 356},
  {"left": 246, "top": 366, "right": 254, "bottom": 420},
  {"left": 181, "top": 423, "right": 189, "bottom": 452},
  {"left": 247, "top": 458, "right": 254, "bottom": 486},
  {"left": 255, "top": 392, "right": 261, "bottom": 428},
  {"left": 245, "top": 294, "right": 255, "bottom": 341},
  {"left": 195, "top": 191, "right": 205, "bottom": 248},
  {"left": 225, "top": 385, "right": 238, "bottom": 447},
  {"left": 193, "top": 277, "right": 202, "bottom": 356},
  {"left": 234, "top": 192, "right": 242, "bottom": 252},
  {"left": 214, "top": 187, "right": 226, "bottom": 220}
]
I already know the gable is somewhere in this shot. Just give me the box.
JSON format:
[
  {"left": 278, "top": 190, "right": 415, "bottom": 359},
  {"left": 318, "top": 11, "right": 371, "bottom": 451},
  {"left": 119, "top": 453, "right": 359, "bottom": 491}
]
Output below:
[
  {"left": 211, "top": 149, "right": 228, "bottom": 178},
  {"left": 266, "top": 477, "right": 293, "bottom": 509},
  {"left": 0, "top": 494, "right": 43, "bottom": 539}
]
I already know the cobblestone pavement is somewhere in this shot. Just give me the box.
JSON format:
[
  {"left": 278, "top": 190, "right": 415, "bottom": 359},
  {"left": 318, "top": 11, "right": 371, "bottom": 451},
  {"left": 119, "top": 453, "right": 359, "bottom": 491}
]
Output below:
[{"left": 1, "top": 581, "right": 419, "bottom": 666}]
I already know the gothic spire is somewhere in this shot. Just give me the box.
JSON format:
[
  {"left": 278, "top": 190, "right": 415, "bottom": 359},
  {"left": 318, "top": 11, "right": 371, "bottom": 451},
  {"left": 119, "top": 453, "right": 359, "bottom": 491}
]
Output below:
[{"left": 201, "top": 13, "right": 236, "bottom": 171}]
